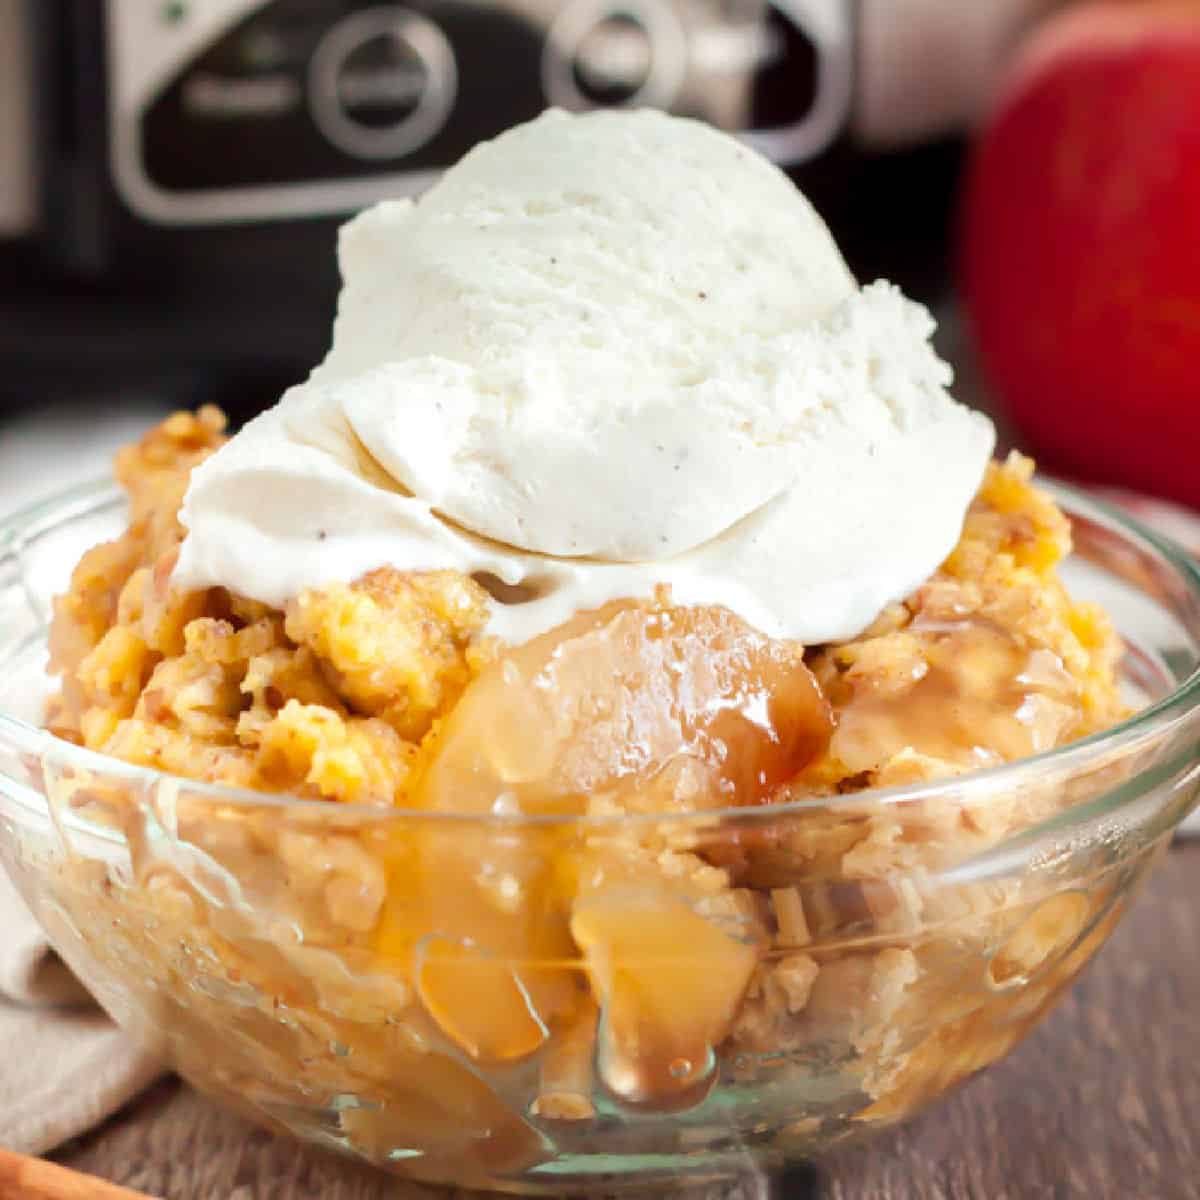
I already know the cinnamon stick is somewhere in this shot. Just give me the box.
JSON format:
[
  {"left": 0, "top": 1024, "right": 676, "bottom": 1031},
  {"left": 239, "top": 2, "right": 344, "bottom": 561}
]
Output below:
[{"left": 0, "top": 1148, "right": 160, "bottom": 1200}]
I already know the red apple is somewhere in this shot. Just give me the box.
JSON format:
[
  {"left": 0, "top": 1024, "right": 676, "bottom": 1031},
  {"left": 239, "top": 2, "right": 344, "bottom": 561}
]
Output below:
[{"left": 959, "top": 1, "right": 1200, "bottom": 509}]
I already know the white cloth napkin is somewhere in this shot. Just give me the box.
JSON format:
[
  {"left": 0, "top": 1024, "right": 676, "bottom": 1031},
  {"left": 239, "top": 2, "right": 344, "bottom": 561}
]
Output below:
[{"left": 0, "top": 869, "right": 162, "bottom": 1154}]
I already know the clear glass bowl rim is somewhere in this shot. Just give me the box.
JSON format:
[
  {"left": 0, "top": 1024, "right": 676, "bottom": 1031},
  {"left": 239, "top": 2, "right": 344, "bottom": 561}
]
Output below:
[{"left": 1, "top": 474, "right": 1199, "bottom": 832}]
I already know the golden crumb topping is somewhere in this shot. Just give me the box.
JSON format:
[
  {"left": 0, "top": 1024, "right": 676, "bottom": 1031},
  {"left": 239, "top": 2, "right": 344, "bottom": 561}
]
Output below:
[{"left": 47, "top": 415, "right": 1126, "bottom": 813}]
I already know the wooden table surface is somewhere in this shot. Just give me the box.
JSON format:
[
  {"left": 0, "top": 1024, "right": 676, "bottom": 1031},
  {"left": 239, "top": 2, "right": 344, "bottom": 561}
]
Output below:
[{"left": 50, "top": 843, "right": 1200, "bottom": 1200}]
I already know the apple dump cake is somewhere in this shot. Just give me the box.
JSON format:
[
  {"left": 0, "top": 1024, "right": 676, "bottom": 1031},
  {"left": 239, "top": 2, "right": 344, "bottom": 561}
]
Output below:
[{"left": 31, "top": 110, "right": 1134, "bottom": 1175}]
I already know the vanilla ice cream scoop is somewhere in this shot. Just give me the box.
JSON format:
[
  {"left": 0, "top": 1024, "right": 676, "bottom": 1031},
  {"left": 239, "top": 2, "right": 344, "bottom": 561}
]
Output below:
[
  {"left": 176, "top": 108, "right": 994, "bottom": 645},
  {"left": 315, "top": 108, "right": 857, "bottom": 560}
]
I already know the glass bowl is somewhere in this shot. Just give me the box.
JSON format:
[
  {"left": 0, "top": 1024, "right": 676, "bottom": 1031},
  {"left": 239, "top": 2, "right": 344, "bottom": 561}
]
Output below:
[{"left": 1, "top": 479, "right": 1199, "bottom": 1194}]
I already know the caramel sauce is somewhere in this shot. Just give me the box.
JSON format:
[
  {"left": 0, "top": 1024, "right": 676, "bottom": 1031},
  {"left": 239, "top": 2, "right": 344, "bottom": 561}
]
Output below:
[{"left": 825, "top": 617, "right": 1083, "bottom": 778}]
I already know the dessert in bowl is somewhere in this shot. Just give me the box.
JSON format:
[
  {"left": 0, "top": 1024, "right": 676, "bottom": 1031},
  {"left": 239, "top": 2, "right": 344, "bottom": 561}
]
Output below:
[{"left": 1, "top": 110, "right": 1199, "bottom": 1192}]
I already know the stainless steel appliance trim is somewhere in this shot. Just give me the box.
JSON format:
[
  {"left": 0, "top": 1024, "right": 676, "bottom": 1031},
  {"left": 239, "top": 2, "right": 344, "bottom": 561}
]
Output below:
[
  {"left": 104, "top": 0, "right": 442, "bottom": 225},
  {"left": 742, "top": 0, "right": 853, "bottom": 163},
  {"left": 541, "top": 0, "right": 688, "bottom": 112},
  {"left": 307, "top": 5, "right": 458, "bottom": 162}
]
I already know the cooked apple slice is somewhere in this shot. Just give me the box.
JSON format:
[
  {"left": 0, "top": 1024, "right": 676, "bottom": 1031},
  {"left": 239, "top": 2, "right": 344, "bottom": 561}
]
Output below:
[
  {"left": 340, "top": 1048, "right": 547, "bottom": 1175},
  {"left": 415, "top": 935, "right": 549, "bottom": 1061},
  {"left": 571, "top": 886, "right": 759, "bottom": 1106},
  {"left": 374, "top": 828, "right": 579, "bottom": 1061},
  {"left": 416, "top": 601, "right": 831, "bottom": 817}
]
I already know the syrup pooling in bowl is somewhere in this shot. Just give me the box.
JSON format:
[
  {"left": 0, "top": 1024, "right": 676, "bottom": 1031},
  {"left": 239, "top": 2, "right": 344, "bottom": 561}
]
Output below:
[{"left": 377, "top": 600, "right": 832, "bottom": 1104}]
